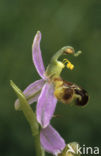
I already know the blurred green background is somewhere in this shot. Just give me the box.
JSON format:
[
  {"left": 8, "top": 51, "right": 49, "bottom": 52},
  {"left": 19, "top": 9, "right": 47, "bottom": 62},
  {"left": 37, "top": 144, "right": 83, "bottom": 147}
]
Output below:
[{"left": 0, "top": 0, "right": 101, "bottom": 155}]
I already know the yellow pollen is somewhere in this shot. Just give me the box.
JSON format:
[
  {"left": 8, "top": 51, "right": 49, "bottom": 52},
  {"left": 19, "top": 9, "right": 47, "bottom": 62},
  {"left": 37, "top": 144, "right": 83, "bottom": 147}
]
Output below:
[{"left": 63, "top": 58, "right": 74, "bottom": 70}]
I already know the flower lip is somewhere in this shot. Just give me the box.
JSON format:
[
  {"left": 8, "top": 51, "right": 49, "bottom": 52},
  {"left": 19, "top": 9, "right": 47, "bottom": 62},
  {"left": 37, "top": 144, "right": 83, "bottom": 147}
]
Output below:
[
  {"left": 75, "top": 88, "right": 89, "bottom": 106},
  {"left": 54, "top": 79, "right": 74, "bottom": 105},
  {"left": 63, "top": 88, "right": 73, "bottom": 101},
  {"left": 54, "top": 79, "right": 89, "bottom": 106}
]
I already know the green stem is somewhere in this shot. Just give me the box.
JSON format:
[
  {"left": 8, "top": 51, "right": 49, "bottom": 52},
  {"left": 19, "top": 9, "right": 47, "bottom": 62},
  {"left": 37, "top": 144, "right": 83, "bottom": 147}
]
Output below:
[
  {"left": 45, "top": 46, "right": 75, "bottom": 77},
  {"left": 45, "top": 46, "right": 81, "bottom": 78},
  {"left": 10, "top": 80, "right": 45, "bottom": 156},
  {"left": 34, "top": 134, "right": 45, "bottom": 156},
  {"left": 51, "top": 46, "right": 74, "bottom": 62}
]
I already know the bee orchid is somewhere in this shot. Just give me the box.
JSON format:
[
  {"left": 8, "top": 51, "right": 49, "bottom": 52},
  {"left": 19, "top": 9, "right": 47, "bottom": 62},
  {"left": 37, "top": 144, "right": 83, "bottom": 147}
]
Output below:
[
  {"left": 12, "top": 31, "right": 89, "bottom": 156},
  {"left": 15, "top": 31, "right": 88, "bottom": 129}
]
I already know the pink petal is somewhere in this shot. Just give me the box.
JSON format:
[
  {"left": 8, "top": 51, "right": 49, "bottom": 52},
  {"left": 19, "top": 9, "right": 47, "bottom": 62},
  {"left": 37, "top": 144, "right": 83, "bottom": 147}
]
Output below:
[
  {"left": 32, "top": 31, "right": 45, "bottom": 79},
  {"left": 15, "top": 79, "right": 45, "bottom": 109},
  {"left": 40, "top": 125, "right": 66, "bottom": 155},
  {"left": 36, "top": 82, "right": 57, "bottom": 128}
]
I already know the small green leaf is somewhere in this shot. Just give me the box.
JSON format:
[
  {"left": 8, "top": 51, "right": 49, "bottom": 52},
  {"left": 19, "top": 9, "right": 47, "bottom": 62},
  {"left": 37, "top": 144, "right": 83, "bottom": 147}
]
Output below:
[{"left": 10, "top": 80, "right": 39, "bottom": 136}]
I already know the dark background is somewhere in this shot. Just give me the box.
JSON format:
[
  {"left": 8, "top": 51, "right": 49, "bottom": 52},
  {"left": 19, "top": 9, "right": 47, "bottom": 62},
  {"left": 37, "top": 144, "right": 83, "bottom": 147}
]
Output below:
[{"left": 0, "top": 0, "right": 101, "bottom": 155}]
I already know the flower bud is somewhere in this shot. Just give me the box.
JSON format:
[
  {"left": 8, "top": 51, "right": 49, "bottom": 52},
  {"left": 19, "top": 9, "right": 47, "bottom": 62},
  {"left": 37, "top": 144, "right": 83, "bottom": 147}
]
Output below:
[{"left": 58, "top": 142, "right": 80, "bottom": 156}]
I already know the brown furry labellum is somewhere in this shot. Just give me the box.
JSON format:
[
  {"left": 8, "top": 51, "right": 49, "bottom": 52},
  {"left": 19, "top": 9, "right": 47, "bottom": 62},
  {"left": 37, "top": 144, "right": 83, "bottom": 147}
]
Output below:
[
  {"left": 54, "top": 78, "right": 89, "bottom": 106},
  {"left": 74, "top": 88, "right": 89, "bottom": 106}
]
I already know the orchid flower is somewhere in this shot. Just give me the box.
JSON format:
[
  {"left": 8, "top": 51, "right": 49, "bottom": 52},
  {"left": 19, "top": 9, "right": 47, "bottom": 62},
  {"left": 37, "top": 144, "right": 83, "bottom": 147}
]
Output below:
[
  {"left": 15, "top": 31, "right": 88, "bottom": 129},
  {"left": 10, "top": 31, "right": 88, "bottom": 156}
]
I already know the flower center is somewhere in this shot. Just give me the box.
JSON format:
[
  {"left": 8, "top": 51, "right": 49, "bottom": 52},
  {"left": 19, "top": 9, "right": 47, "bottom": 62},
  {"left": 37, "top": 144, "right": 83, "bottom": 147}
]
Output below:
[{"left": 45, "top": 46, "right": 81, "bottom": 78}]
